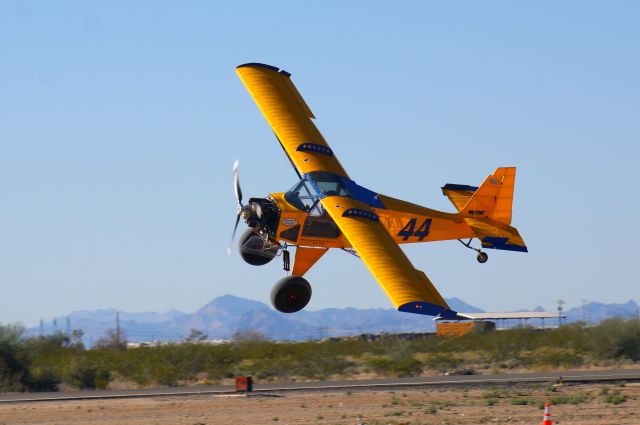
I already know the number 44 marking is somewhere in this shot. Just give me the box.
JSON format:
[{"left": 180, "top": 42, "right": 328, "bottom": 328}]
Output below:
[{"left": 397, "top": 218, "right": 432, "bottom": 241}]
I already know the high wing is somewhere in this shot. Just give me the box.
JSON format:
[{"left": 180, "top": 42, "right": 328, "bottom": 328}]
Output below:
[
  {"left": 321, "top": 196, "right": 461, "bottom": 318},
  {"left": 236, "top": 63, "right": 348, "bottom": 177}
]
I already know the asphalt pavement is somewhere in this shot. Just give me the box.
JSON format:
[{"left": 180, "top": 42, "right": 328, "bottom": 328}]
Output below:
[{"left": 1, "top": 368, "right": 638, "bottom": 403}]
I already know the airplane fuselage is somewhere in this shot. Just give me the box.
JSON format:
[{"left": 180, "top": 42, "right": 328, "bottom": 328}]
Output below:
[{"left": 271, "top": 189, "right": 475, "bottom": 250}]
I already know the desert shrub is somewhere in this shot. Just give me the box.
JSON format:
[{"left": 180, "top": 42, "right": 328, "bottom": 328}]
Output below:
[
  {"left": 588, "top": 318, "right": 640, "bottom": 361},
  {"left": 531, "top": 347, "right": 584, "bottom": 368},
  {"left": 423, "top": 353, "right": 462, "bottom": 373},
  {"left": 549, "top": 394, "right": 590, "bottom": 405},
  {"left": 27, "top": 366, "right": 61, "bottom": 392},
  {"left": 66, "top": 359, "right": 111, "bottom": 390},
  {"left": 365, "top": 355, "right": 422, "bottom": 377},
  {"left": 604, "top": 393, "right": 627, "bottom": 405},
  {"left": 391, "top": 357, "right": 423, "bottom": 377},
  {"left": 367, "top": 357, "right": 393, "bottom": 375},
  {"left": 0, "top": 324, "right": 31, "bottom": 391},
  {"left": 294, "top": 353, "right": 356, "bottom": 380},
  {"left": 2, "top": 318, "right": 639, "bottom": 391}
]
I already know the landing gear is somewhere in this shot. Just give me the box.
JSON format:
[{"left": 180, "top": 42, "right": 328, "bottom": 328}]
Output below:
[
  {"left": 238, "top": 229, "right": 276, "bottom": 266},
  {"left": 282, "top": 248, "right": 290, "bottom": 272},
  {"left": 457, "top": 238, "right": 489, "bottom": 264},
  {"left": 271, "top": 276, "right": 312, "bottom": 313}
]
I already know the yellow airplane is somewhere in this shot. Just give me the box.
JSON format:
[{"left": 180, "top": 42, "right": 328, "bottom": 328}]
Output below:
[{"left": 231, "top": 63, "right": 527, "bottom": 319}]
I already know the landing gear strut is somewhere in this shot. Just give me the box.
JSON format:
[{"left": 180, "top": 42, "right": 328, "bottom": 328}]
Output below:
[
  {"left": 282, "top": 248, "right": 290, "bottom": 272},
  {"left": 458, "top": 239, "right": 489, "bottom": 264}
]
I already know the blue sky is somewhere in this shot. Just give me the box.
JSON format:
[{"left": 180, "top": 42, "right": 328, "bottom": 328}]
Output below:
[{"left": 1, "top": 1, "right": 638, "bottom": 325}]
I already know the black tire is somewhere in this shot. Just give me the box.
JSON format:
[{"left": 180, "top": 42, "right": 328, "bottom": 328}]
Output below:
[
  {"left": 476, "top": 251, "right": 489, "bottom": 264},
  {"left": 271, "top": 276, "right": 312, "bottom": 313},
  {"left": 238, "top": 229, "right": 275, "bottom": 266}
]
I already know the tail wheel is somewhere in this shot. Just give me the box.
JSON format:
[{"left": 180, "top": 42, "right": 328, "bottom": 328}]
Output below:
[
  {"left": 271, "top": 276, "right": 312, "bottom": 313},
  {"left": 238, "top": 229, "right": 276, "bottom": 266},
  {"left": 477, "top": 251, "right": 489, "bottom": 264}
]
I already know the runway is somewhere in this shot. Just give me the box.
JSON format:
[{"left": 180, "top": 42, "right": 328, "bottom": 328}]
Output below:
[{"left": 1, "top": 368, "right": 638, "bottom": 403}]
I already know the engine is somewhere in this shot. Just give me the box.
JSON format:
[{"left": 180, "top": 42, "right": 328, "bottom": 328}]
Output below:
[{"left": 243, "top": 197, "right": 280, "bottom": 237}]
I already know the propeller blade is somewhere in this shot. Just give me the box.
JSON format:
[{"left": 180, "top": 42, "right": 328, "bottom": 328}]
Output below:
[
  {"left": 227, "top": 213, "right": 242, "bottom": 255},
  {"left": 254, "top": 203, "right": 262, "bottom": 220},
  {"left": 233, "top": 159, "right": 242, "bottom": 206}
]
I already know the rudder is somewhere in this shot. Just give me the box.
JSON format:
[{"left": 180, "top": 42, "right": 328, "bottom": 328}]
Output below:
[{"left": 461, "top": 167, "right": 516, "bottom": 225}]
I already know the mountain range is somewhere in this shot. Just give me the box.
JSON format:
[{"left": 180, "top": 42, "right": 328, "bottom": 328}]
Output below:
[{"left": 26, "top": 296, "right": 639, "bottom": 346}]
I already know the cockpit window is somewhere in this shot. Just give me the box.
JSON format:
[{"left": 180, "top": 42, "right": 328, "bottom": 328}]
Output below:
[
  {"left": 284, "top": 179, "right": 318, "bottom": 211},
  {"left": 307, "top": 172, "right": 351, "bottom": 197},
  {"left": 285, "top": 173, "right": 355, "bottom": 212}
]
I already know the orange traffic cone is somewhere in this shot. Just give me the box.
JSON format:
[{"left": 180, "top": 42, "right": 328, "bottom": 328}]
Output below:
[{"left": 542, "top": 402, "right": 553, "bottom": 425}]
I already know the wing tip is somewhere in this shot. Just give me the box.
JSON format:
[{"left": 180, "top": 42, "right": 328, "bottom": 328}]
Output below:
[
  {"left": 236, "top": 63, "right": 291, "bottom": 77},
  {"left": 237, "top": 62, "right": 279, "bottom": 72},
  {"left": 398, "top": 301, "right": 460, "bottom": 319}
]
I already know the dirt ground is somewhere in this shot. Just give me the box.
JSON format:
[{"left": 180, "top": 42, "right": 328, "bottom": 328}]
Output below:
[{"left": 0, "top": 383, "right": 638, "bottom": 425}]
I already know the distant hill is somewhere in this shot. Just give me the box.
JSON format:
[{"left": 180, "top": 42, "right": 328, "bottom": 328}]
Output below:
[
  {"left": 25, "top": 296, "right": 638, "bottom": 346},
  {"left": 563, "top": 300, "right": 640, "bottom": 324},
  {"left": 26, "top": 295, "right": 483, "bottom": 344}
]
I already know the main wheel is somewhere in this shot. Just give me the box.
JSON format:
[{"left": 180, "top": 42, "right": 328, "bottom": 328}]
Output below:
[
  {"left": 476, "top": 251, "right": 489, "bottom": 264},
  {"left": 238, "top": 229, "right": 276, "bottom": 266},
  {"left": 271, "top": 276, "right": 312, "bottom": 313}
]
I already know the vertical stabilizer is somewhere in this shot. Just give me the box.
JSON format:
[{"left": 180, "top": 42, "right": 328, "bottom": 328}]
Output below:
[{"left": 461, "top": 167, "right": 516, "bottom": 225}]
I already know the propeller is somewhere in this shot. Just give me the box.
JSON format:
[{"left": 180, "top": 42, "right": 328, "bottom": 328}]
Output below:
[
  {"left": 227, "top": 159, "right": 264, "bottom": 255},
  {"left": 233, "top": 159, "right": 242, "bottom": 209},
  {"left": 227, "top": 160, "right": 243, "bottom": 255}
]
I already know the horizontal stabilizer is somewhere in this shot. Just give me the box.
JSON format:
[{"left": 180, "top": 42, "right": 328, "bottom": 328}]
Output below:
[
  {"left": 441, "top": 184, "right": 478, "bottom": 212},
  {"left": 465, "top": 217, "right": 528, "bottom": 252}
]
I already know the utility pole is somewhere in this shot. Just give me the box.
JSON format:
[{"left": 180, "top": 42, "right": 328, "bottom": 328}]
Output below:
[
  {"left": 53, "top": 318, "right": 58, "bottom": 333},
  {"left": 39, "top": 319, "right": 44, "bottom": 337},
  {"left": 116, "top": 311, "right": 121, "bottom": 347},
  {"left": 66, "top": 316, "right": 71, "bottom": 337},
  {"left": 557, "top": 299, "right": 565, "bottom": 327},
  {"left": 319, "top": 326, "right": 328, "bottom": 339}
]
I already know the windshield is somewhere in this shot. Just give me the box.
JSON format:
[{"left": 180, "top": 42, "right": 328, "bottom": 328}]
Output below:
[
  {"left": 307, "top": 172, "right": 350, "bottom": 197},
  {"left": 284, "top": 179, "right": 318, "bottom": 212},
  {"left": 285, "top": 172, "right": 365, "bottom": 212}
]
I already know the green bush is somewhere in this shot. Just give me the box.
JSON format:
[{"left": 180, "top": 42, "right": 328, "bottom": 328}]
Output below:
[
  {"left": 27, "top": 366, "right": 61, "bottom": 392},
  {"left": 366, "top": 355, "right": 422, "bottom": 377},
  {"left": 549, "top": 394, "right": 589, "bottom": 405},
  {"left": 531, "top": 348, "right": 583, "bottom": 368},
  {"left": 485, "top": 398, "right": 497, "bottom": 406},
  {"left": 588, "top": 318, "right": 640, "bottom": 361},
  {"left": 1, "top": 319, "right": 639, "bottom": 392},
  {"left": 604, "top": 394, "right": 627, "bottom": 405},
  {"left": 66, "top": 360, "right": 111, "bottom": 390},
  {"left": 423, "top": 353, "right": 462, "bottom": 373},
  {"left": 0, "top": 324, "right": 31, "bottom": 391}
]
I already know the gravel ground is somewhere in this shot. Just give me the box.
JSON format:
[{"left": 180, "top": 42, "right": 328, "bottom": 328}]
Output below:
[{"left": 0, "top": 383, "right": 638, "bottom": 425}]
